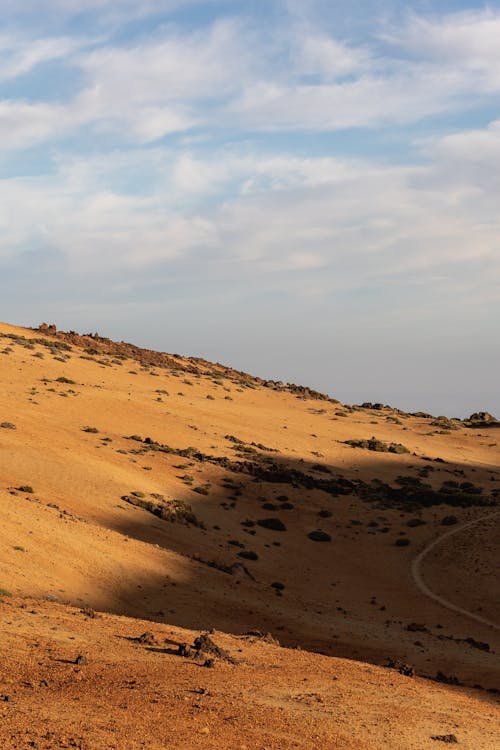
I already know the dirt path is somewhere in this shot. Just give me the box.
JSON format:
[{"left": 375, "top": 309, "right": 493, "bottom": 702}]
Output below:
[{"left": 411, "top": 510, "right": 500, "bottom": 632}]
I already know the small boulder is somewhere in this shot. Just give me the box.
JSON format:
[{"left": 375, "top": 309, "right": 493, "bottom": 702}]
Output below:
[
  {"left": 257, "top": 518, "right": 287, "bottom": 532},
  {"left": 308, "top": 530, "right": 331, "bottom": 542}
]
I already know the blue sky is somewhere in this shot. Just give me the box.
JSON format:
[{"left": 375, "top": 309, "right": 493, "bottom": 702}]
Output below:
[{"left": 1, "top": 0, "right": 499, "bottom": 416}]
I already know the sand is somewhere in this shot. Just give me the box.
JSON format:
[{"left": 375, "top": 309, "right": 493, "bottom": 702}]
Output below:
[{"left": 0, "top": 321, "right": 498, "bottom": 748}]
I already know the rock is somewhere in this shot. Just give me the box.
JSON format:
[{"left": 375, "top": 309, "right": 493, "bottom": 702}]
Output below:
[
  {"left": 394, "top": 538, "right": 410, "bottom": 547},
  {"left": 238, "top": 550, "right": 258, "bottom": 561},
  {"left": 441, "top": 516, "right": 458, "bottom": 526},
  {"left": 178, "top": 633, "right": 236, "bottom": 666},
  {"left": 74, "top": 655, "right": 88, "bottom": 666},
  {"left": 468, "top": 411, "right": 497, "bottom": 423},
  {"left": 244, "top": 630, "right": 280, "bottom": 646},
  {"left": 406, "top": 623, "right": 430, "bottom": 633},
  {"left": 464, "top": 637, "right": 490, "bottom": 652},
  {"left": 257, "top": 518, "right": 287, "bottom": 531},
  {"left": 435, "top": 671, "right": 460, "bottom": 686},
  {"left": 385, "top": 657, "right": 414, "bottom": 677},
  {"left": 307, "top": 530, "right": 331, "bottom": 542},
  {"left": 136, "top": 632, "right": 157, "bottom": 646}
]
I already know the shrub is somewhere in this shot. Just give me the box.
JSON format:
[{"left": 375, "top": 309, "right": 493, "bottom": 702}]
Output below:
[
  {"left": 193, "top": 485, "right": 210, "bottom": 496},
  {"left": 344, "top": 437, "right": 409, "bottom": 454},
  {"left": 431, "top": 416, "right": 459, "bottom": 431}
]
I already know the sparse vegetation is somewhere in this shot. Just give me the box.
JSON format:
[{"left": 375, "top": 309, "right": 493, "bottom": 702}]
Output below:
[
  {"left": 431, "top": 416, "right": 459, "bottom": 431},
  {"left": 193, "top": 485, "right": 210, "bottom": 496},
  {"left": 344, "top": 437, "right": 410, "bottom": 454}
]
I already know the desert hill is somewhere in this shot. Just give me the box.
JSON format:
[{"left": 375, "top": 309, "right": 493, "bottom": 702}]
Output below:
[{"left": 0, "top": 321, "right": 499, "bottom": 749}]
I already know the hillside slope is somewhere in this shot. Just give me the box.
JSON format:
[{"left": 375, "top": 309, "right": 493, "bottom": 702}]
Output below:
[{"left": 0, "top": 321, "right": 499, "bottom": 748}]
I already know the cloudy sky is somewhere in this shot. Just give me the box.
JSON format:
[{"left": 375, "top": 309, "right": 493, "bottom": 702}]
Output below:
[{"left": 1, "top": 0, "right": 499, "bottom": 416}]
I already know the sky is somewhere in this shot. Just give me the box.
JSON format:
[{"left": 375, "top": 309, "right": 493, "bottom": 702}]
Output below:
[{"left": 1, "top": 0, "right": 499, "bottom": 417}]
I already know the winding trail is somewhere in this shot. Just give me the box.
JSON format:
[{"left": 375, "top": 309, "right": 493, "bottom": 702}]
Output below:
[{"left": 410, "top": 510, "right": 500, "bottom": 632}]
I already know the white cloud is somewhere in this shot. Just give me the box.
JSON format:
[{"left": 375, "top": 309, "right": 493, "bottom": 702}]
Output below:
[
  {"left": 430, "top": 119, "right": 500, "bottom": 164},
  {"left": 388, "top": 9, "right": 500, "bottom": 63},
  {"left": 1, "top": 8, "right": 500, "bottom": 151},
  {"left": 292, "top": 33, "right": 372, "bottom": 79},
  {"left": 383, "top": 9, "right": 500, "bottom": 92},
  {"left": 0, "top": 34, "right": 91, "bottom": 80},
  {"left": 228, "top": 70, "right": 462, "bottom": 131},
  {"left": 0, "top": 100, "right": 69, "bottom": 148},
  {"left": 2, "top": 127, "right": 498, "bottom": 296},
  {"left": 0, "top": 0, "right": 203, "bottom": 21}
]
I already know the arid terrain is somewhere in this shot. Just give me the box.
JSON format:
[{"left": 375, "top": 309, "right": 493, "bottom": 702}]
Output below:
[{"left": 0, "top": 320, "right": 499, "bottom": 749}]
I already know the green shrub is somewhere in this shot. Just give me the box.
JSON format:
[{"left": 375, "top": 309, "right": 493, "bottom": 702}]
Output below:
[
  {"left": 431, "top": 416, "right": 459, "bottom": 431},
  {"left": 193, "top": 485, "right": 210, "bottom": 496}
]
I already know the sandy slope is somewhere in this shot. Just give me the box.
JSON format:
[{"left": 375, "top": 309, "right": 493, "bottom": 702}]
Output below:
[
  {"left": 1, "top": 597, "right": 499, "bottom": 750},
  {"left": 0, "top": 321, "right": 499, "bottom": 748}
]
